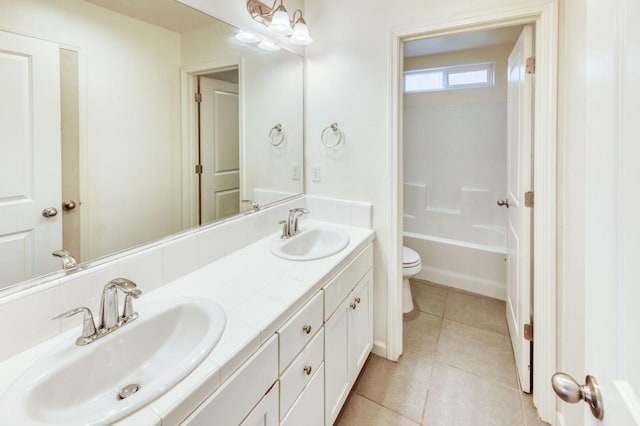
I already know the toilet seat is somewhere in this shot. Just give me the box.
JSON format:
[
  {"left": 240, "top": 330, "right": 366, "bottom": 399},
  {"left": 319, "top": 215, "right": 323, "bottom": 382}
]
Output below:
[{"left": 402, "top": 246, "right": 421, "bottom": 267}]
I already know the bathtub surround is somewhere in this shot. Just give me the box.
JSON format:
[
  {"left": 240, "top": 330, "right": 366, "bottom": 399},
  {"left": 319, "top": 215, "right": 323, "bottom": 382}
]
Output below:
[{"left": 0, "top": 195, "right": 372, "bottom": 365}]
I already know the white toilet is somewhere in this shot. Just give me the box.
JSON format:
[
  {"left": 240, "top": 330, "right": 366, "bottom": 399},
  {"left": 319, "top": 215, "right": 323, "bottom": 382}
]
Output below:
[{"left": 402, "top": 246, "right": 422, "bottom": 313}]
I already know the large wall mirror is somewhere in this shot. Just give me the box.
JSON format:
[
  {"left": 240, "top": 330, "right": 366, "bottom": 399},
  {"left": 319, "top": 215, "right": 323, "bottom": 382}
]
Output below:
[{"left": 0, "top": 0, "right": 304, "bottom": 292}]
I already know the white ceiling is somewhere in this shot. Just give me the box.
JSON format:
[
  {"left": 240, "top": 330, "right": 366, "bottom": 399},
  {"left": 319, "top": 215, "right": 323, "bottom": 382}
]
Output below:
[
  {"left": 84, "top": 0, "right": 215, "bottom": 33},
  {"left": 404, "top": 26, "right": 524, "bottom": 57}
]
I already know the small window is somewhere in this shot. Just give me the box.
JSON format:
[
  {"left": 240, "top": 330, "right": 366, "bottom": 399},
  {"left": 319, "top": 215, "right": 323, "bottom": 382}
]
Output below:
[{"left": 404, "top": 62, "right": 495, "bottom": 93}]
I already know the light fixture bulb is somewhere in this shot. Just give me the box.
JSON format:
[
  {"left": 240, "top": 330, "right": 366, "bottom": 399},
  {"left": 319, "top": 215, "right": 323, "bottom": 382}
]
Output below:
[
  {"left": 235, "top": 30, "right": 261, "bottom": 43},
  {"left": 268, "top": 8, "right": 293, "bottom": 35},
  {"left": 258, "top": 39, "right": 281, "bottom": 51},
  {"left": 289, "top": 21, "right": 313, "bottom": 45}
]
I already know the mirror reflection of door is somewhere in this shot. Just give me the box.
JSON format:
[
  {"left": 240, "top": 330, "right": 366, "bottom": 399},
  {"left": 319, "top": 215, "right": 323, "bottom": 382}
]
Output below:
[
  {"left": 0, "top": 31, "right": 62, "bottom": 287},
  {"left": 197, "top": 70, "right": 240, "bottom": 225}
]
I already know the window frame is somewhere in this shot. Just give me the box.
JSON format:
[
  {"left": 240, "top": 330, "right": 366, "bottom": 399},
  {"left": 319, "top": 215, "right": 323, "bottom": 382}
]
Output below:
[{"left": 403, "top": 61, "right": 495, "bottom": 93}]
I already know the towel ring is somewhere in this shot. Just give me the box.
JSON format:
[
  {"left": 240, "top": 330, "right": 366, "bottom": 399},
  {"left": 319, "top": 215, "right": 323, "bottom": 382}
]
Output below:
[
  {"left": 269, "top": 124, "right": 285, "bottom": 147},
  {"left": 321, "top": 122, "right": 343, "bottom": 148}
]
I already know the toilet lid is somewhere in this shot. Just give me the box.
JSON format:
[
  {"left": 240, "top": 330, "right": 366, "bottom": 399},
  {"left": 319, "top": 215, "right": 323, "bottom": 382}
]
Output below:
[{"left": 403, "top": 246, "right": 420, "bottom": 265}]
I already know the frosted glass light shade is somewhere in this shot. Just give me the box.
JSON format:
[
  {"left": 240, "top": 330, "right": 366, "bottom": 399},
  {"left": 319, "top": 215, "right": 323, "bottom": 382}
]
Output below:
[
  {"left": 268, "top": 10, "right": 293, "bottom": 35},
  {"left": 235, "top": 30, "right": 261, "bottom": 43},
  {"left": 290, "top": 22, "right": 313, "bottom": 45},
  {"left": 258, "top": 39, "right": 281, "bottom": 51}
]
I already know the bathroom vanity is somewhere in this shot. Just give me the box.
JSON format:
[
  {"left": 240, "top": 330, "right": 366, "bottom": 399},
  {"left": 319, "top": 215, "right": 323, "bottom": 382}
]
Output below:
[{"left": 0, "top": 219, "right": 375, "bottom": 425}]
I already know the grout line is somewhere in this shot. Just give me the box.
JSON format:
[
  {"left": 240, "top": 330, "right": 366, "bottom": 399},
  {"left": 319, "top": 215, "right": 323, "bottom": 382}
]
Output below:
[{"left": 354, "top": 393, "right": 421, "bottom": 425}]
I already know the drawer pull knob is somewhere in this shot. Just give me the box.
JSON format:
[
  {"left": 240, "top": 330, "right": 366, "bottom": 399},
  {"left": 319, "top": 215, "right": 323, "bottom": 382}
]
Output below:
[
  {"left": 355, "top": 297, "right": 361, "bottom": 304},
  {"left": 303, "top": 365, "right": 312, "bottom": 375},
  {"left": 350, "top": 302, "right": 357, "bottom": 310},
  {"left": 302, "top": 324, "right": 312, "bottom": 334}
]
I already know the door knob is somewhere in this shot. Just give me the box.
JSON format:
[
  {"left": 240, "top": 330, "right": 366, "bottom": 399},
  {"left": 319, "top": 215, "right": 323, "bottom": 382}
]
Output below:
[
  {"left": 62, "top": 200, "right": 77, "bottom": 210},
  {"left": 42, "top": 207, "right": 58, "bottom": 217},
  {"left": 551, "top": 372, "right": 604, "bottom": 420},
  {"left": 497, "top": 199, "right": 511, "bottom": 208}
]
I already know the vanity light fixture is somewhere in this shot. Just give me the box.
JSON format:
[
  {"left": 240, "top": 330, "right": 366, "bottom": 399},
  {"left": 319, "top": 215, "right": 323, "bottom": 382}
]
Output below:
[
  {"left": 258, "top": 39, "right": 281, "bottom": 51},
  {"left": 246, "top": 0, "right": 313, "bottom": 46}
]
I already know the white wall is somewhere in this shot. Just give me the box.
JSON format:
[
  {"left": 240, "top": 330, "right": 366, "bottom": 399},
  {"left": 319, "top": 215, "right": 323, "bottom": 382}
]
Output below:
[
  {"left": 0, "top": 0, "right": 183, "bottom": 261},
  {"left": 403, "top": 45, "right": 510, "bottom": 242}
]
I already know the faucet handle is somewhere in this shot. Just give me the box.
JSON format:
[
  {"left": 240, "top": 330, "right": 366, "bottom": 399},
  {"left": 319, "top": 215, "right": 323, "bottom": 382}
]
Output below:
[
  {"left": 53, "top": 307, "right": 97, "bottom": 344},
  {"left": 279, "top": 220, "right": 290, "bottom": 239},
  {"left": 121, "top": 291, "right": 141, "bottom": 323}
]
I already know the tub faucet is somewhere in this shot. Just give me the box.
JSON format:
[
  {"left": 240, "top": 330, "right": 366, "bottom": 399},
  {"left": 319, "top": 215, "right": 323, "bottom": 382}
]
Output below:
[
  {"left": 280, "top": 208, "right": 309, "bottom": 238},
  {"left": 52, "top": 250, "right": 78, "bottom": 270}
]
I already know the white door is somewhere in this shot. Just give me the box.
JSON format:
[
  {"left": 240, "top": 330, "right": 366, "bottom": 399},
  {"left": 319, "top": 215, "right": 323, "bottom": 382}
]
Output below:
[
  {"left": 505, "top": 25, "right": 533, "bottom": 393},
  {"left": 556, "top": 0, "right": 640, "bottom": 423},
  {"left": 199, "top": 76, "right": 239, "bottom": 224},
  {"left": 0, "top": 31, "right": 61, "bottom": 289}
]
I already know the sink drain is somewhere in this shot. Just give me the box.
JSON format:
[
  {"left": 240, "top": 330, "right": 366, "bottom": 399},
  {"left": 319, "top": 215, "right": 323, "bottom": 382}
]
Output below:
[{"left": 118, "top": 383, "right": 140, "bottom": 400}]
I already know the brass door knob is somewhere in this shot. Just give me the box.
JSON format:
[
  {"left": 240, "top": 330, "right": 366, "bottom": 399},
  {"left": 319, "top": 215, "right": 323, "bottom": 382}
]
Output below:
[
  {"left": 302, "top": 325, "right": 312, "bottom": 334},
  {"left": 62, "top": 200, "right": 77, "bottom": 210},
  {"left": 497, "top": 199, "right": 511, "bottom": 208},
  {"left": 303, "top": 365, "right": 312, "bottom": 375}
]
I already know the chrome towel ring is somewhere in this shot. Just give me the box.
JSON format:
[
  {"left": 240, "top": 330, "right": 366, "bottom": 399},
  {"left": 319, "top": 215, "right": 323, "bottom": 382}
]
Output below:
[
  {"left": 321, "top": 122, "right": 343, "bottom": 148},
  {"left": 269, "top": 123, "right": 285, "bottom": 146}
]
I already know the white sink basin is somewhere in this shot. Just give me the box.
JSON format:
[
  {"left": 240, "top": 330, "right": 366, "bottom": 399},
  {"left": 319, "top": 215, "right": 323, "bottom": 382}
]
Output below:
[
  {"left": 0, "top": 297, "right": 226, "bottom": 425},
  {"left": 270, "top": 226, "right": 350, "bottom": 261}
]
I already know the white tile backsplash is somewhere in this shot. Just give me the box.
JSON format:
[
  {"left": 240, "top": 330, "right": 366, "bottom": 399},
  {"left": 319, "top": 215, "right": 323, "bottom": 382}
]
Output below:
[{"left": 0, "top": 194, "right": 373, "bottom": 362}]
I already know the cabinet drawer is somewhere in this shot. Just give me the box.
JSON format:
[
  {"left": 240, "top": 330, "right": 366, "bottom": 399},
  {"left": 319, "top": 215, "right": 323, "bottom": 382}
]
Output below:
[
  {"left": 181, "top": 335, "right": 278, "bottom": 425},
  {"left": 278, "top": 291, "right": 323, "bottom": 373},
  {"left": 281, "top": 363, "right": 324, "bottom": 426},
  {"left": 279, "top": 328, "right": 324, "bottom": 420},
  {"left": 323, "top": 243, "right": 373, "bottom": 320}
]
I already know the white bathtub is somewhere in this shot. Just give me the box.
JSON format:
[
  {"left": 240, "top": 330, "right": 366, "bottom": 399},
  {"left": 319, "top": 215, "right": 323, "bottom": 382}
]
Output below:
[{"left": 404, "top": 230, "right": 507, "bottom": 300}]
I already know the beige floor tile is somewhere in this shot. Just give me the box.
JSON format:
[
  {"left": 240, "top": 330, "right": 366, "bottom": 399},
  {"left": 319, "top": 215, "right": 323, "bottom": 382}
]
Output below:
[
  {"left": 444, "top": 290, "right": 509, "bottom": 336},
  {"left": 437, "top": 320, "right": 518, "bottom": 389},
  {"left": 336, "top": 393, "right": 419, "bottom": 426},
  {"left": 521, "top": 393, "right": 549, "bottom": 426},
  {"left": 403, "top": 312, "right": 442, "bottom": 358},
  {"left": 354, "top": 353, "right": 434, "bottom": 422},
  {"left": 411, "top": 280, "right": 447, "bottom": 317},
  {"left": 423, "top": 363, "right": 524, "bottom": 426}
]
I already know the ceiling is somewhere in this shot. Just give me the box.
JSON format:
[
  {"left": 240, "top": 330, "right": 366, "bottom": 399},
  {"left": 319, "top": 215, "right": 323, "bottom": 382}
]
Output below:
[
  {"left": 404, "top": 26, "right": 524, "bottom": 57},
  {"left": 84, "top": 0, "right": 215, "bottom": 33}
]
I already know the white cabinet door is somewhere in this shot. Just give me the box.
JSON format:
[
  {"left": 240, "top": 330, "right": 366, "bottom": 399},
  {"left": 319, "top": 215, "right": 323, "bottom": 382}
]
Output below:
[
  {"left": 324, "top": 268, "right": 374, "bottom": 426},
  {"left": 241, "top": 382, "right": 279, "bottom": 426},
  {"left": 348, "top": 270, "right": 373, "bottom": 384},
  {"left": 324, "top": 302, "right": 349, "bottom": 426}
]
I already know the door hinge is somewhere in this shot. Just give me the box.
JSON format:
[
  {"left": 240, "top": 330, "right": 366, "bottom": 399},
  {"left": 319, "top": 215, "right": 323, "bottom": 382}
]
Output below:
[
  {"left": 195, "top": 164, "right": 203, "bottom": 174},
  {"left": 194, "top": 92, "right": 202, "bottom": 103},
  {"left": 526, "top": 56, "right": 536, "bottom": 74},
  {"left": 524, "top": 323, "right": 534, "bottom": 341},
  {"left": 524, "top": 191, "right": 534, "bottom": 208}
]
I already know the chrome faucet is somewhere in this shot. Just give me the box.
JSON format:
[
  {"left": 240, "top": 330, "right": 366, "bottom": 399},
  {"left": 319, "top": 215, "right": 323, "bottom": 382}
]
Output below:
[
  {"left": 279, "top": 208, "right": 309, "bottom": 238},
  {"left": 52, "top": 278, "right": 141, "bottom": 346},
  {"left": 240, "top": 199, "right": 260, "bottom": 212},
  {"left": 99, "top": 278, "right": 142, "bottom": 329},
  {"left": 52, "top": 250, "right": 78, "bottom": 270}
]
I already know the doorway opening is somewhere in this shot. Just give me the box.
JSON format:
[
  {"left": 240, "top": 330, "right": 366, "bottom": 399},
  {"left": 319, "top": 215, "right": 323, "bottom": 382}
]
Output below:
[{"left": 389, "top": 3, "right": 558, "bottom": 423}]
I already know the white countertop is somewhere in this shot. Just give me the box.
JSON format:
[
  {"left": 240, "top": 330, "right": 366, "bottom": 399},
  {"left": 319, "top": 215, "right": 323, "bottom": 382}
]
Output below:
[{"left": 0, "top": 220, "right": 375, "bottom": 425}]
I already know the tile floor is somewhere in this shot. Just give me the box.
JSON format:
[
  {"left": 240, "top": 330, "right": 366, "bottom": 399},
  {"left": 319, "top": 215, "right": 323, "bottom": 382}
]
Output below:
[{"left": 335, "top": 279, "right": 549, "bottom": 426}]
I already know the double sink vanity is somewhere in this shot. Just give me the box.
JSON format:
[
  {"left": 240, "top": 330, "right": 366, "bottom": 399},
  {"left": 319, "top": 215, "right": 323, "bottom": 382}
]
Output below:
[{"left": 0, "top": 210, "right": 375, "bottom": 425}]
